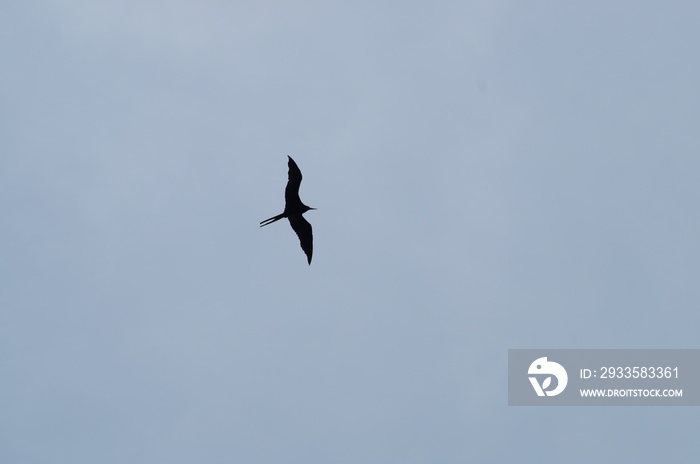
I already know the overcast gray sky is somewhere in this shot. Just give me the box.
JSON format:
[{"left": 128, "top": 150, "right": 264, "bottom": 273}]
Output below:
[{"left": 2, "top": 1, "right": 700, "bottom": 462}]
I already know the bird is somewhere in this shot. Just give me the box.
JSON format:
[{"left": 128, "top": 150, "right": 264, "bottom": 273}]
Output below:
[{"left": 260, "top": 156, "right": 316, "bottom": 264}]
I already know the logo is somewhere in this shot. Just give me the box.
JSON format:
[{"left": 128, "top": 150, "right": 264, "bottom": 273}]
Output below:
[{"left": 528, "top": 357, "right": 568, "bottom": 397}]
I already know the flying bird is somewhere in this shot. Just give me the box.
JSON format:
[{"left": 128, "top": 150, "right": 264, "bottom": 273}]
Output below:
[{"left": 260, "top": 156, "right": 316, "bottom": 264}]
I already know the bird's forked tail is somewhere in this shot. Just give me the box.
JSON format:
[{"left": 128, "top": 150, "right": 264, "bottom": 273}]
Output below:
[{"left": 260, "top": 213, "right": 285, "bottom": 227}]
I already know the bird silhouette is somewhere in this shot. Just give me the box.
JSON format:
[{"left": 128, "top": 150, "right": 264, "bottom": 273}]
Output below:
[{"left": 260, "top": 156, "right": 316, "bottom": 264}]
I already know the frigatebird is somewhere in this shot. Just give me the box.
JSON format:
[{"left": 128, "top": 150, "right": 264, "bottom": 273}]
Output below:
[{"left": 260, "top": 156, "right": 316, "bottom": 264}]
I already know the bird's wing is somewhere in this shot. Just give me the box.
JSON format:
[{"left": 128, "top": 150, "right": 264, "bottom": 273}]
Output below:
[
  {"left": 288, "top": 215, "right": 313, "bottom": 264},
  {"left": 285, "top": 156, "right": 303, "bottom": 209}
]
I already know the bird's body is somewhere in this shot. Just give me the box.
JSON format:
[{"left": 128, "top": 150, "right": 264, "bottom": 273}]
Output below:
[{"left": 260, "top": 156, "right": 316, "bottom": 264}]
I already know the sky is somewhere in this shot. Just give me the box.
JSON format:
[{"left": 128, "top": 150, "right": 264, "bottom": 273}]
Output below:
[{"left": 2, "top": 1, "right": 700, "bottom": 462}]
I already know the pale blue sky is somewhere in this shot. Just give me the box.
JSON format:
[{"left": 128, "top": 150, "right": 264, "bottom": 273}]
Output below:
[{"left": 2, "top": 2, "right": 700, "bottom": 462}]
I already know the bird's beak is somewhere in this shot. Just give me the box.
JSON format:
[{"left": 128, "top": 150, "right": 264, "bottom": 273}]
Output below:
[{"left": 309, "top": 207, "right": 317, "bottom": 210}]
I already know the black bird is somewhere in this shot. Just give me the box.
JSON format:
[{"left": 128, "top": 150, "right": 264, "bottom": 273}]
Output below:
[{"left": 260, "top": 156, "right": 316, "bottom": 264}]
